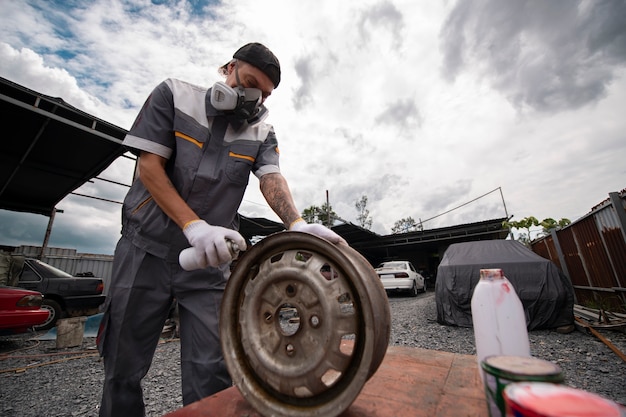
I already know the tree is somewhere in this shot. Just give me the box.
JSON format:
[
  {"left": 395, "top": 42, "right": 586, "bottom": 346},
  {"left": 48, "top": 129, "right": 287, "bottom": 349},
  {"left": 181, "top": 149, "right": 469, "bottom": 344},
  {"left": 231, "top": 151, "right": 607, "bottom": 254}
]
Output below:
[
  {"left": 503, "top": 216, "right": 539, "bottom": 245},
  {"left": 503, "top": 216, "right": 571, "bottom": 246},
  {"left": 540, "top": 218, "right": 571, "bottom": 236},
  {"left": 302, "top": 206, "right": 319, "bottom": 224},
  {"left": 355, "top": 195, "right": 373, "bottom": 230},
  {"left": 301, "top": 203, "right": 337, "bottom": 226},
  {"left": 392, "top": 216, "right": 418, "bottom": 234}
]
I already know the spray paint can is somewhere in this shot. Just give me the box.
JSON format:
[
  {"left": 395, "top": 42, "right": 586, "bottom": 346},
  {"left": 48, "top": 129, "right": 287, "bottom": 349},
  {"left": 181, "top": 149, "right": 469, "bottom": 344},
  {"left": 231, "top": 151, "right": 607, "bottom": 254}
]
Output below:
[{"left": 179, "top": 240, "right": 241, "bottom": 271}]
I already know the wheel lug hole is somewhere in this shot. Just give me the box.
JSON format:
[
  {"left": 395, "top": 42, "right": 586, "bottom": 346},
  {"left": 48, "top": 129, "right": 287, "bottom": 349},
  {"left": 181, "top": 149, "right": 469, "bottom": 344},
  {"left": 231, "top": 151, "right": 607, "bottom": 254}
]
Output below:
[
  {"left": 310, "top": 315, "right": 320, "bottom": 328},
  {"left": 264, "top": 312, "right": 273, "bottom": 322},
  {"left": 285, "top": 284, "right": 296, "bottom": 297},
  {"left": 286, "top": 343, "right": 295, "bottom": 356}
]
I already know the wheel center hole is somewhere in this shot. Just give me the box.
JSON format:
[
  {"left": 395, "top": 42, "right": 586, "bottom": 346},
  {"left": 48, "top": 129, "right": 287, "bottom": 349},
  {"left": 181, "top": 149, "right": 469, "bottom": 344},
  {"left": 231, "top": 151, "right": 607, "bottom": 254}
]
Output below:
[{"left": 278, "top": 303, "right": 300, "bottom": 336}]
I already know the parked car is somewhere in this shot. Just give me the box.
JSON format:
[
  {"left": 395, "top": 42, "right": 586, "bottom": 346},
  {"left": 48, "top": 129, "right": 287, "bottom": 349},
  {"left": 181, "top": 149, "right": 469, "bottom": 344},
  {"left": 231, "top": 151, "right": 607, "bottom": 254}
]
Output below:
[
  {"left": 0, "top": 286, "right": 50, "bottom": 335},
  {"left": 15, "top": 258, "right": 106, "bottom": 330},
  {"left": 375, "top": 261, "right": 425, "bottom": 297}
]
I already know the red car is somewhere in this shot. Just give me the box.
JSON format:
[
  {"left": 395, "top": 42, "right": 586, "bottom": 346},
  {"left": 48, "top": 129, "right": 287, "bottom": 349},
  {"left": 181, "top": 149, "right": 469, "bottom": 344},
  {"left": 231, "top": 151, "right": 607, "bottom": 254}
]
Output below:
[{"left": 0, "top": 286, "right": 50, "bottom": 335}]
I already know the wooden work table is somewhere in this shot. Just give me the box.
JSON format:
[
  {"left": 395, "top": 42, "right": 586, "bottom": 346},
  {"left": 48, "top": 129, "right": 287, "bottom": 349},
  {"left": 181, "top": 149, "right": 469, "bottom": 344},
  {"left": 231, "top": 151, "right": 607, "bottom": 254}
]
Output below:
[{"left": 164, "top": 345, "right": 488, "bottom": 417}]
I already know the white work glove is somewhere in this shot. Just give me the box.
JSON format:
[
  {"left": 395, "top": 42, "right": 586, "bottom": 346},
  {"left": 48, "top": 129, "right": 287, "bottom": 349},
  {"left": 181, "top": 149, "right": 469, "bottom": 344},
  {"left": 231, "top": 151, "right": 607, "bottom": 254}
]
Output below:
[
  {"left": 289, "top": 218, "right": 346, "bottom": 244},
  {"left": 180, "top": 220, "right": 247, "bottom": 270}
]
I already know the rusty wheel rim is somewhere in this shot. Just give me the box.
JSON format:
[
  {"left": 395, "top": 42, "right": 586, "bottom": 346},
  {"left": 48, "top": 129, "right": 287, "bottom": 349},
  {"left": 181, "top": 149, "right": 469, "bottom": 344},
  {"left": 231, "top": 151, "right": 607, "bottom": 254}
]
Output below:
[{"left": 220, "top": 231, "right": 390, "bottom": 417}]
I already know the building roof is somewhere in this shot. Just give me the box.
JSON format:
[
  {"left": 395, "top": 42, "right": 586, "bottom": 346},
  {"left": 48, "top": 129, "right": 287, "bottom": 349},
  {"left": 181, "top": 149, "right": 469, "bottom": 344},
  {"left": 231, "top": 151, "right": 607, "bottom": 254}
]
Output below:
[
  {"left": 238, "top": 215, "right": 285, "bottom": 240},
  {"left": 239, "top": 216, "right": 510, "bottom": 265},
  {"left": 332, "top": 218, "right": 510, "bottom": 263}
]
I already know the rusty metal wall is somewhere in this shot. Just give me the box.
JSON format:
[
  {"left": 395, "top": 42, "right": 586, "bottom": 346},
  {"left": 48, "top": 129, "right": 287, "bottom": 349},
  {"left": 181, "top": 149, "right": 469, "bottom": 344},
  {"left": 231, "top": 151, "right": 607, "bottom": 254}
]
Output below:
[
  {"left": 531, "top": 190, "right": 626, "bottom": 311},
  {"left": 595, "top": 204, "right": 626, "bottom": 286},
  {"left": 533, "top": 236, "right": 562, "bottom": 271}
]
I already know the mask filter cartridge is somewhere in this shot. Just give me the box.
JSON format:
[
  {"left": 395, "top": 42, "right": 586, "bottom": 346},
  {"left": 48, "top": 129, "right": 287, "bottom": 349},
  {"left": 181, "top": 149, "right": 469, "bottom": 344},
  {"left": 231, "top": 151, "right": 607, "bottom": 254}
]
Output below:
[{"left": 210, "top": 81, "right": 240, "bottom": 111}]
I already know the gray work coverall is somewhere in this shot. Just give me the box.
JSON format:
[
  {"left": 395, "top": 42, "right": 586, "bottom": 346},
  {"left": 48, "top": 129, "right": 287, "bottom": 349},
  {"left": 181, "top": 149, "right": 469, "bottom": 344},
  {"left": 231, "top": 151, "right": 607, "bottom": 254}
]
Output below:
[{"left": 97, "top": 78, "right": 281, "bottom": 417}]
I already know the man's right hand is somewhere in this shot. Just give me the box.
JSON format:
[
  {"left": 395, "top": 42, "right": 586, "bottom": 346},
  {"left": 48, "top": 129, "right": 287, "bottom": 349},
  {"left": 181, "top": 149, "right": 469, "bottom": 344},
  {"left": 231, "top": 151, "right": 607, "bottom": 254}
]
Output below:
[{"left": 182, "top": 220, "right": 247, "bottom": 268}]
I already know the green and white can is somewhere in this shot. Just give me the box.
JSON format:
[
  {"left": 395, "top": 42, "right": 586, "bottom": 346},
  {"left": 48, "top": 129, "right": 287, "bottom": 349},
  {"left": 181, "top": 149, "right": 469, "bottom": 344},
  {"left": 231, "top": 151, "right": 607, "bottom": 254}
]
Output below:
[{"left": 481, "top": 355, "right": 564, "bottom": 417}]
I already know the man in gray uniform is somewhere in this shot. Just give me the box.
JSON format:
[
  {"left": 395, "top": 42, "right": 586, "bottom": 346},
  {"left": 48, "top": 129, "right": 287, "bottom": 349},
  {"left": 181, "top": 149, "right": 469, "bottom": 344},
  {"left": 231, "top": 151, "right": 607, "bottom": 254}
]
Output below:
[{"left": 97, "top": 42, "right": 344, "bottom": 417}]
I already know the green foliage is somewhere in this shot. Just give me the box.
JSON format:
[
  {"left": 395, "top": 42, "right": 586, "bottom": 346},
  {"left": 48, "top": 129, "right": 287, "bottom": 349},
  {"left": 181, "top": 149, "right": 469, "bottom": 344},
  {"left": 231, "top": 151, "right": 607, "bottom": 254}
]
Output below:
[
  {"left": 503, "top": 216, "right": 571, "bottom": 244},
  {"left": 355, "top": 195, "right": 373, "bottom": 230},
  {"left": 503, "top": 216, "right": 539, "bottom": 231},
  {"left": 392, "top": 216, "right": 418, "bottom": 234},
  {"left": 540, "top": 217, "right": 571, "bottom": 235},
  {"left": 301, "top": 203, "right": 337, "bottom": 226},
  {"left": 581, "top": 295, "right": 626, "bottom": 315},
  {"left": 301, "top": 206, "right": 318, "bottom": 224}
]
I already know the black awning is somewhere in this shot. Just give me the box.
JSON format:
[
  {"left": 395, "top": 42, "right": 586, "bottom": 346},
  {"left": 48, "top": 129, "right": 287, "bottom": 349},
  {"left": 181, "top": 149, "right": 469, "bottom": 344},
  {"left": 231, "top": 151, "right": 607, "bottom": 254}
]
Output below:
[
  {"left": 238, "top": 215, "right": 285, "bottom": 240},
  {"left": 0, "top": 76, "right": 127, "bottom": 216}
]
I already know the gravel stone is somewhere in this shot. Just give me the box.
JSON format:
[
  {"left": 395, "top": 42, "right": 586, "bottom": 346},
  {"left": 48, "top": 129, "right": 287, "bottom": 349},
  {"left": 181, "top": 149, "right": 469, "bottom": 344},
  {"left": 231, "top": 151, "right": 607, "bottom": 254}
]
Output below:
[{"left": 1, "top": 290, "right": 624, "bottom": 416}]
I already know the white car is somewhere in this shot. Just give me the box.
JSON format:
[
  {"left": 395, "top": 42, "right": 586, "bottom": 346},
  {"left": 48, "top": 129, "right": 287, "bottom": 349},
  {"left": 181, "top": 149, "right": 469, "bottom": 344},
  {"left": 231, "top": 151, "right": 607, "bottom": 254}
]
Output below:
[{"left": 375, "top": 261, "right": 425, "bottom": 297}]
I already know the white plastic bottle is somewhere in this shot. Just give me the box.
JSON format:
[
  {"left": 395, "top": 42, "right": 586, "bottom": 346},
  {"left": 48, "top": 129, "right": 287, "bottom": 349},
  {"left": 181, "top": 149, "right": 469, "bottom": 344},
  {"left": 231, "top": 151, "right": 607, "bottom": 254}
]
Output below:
[{"left": 471, "top": 268, "right": 530, "bottom": 379}]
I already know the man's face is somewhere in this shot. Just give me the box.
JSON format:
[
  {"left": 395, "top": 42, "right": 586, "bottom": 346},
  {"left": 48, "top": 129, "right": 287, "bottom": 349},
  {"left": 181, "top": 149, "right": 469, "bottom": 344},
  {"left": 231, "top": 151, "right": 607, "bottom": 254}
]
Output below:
[{"left": 225, "top": 61, "right": 274, "bottom": 104}]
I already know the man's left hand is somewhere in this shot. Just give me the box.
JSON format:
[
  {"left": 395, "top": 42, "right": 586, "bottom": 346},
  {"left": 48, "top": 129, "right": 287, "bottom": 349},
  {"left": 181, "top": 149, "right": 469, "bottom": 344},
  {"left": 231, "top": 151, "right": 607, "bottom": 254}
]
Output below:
[{"left": 289, "top": 219, "right": 346, "bottom": 244}]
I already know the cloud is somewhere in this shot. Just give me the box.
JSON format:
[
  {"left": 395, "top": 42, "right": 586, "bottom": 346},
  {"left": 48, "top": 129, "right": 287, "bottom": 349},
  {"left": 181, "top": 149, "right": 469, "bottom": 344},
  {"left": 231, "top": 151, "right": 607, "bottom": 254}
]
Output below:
[
  {"left": 439, "top": 0, "right": 626, "bottom": 112},
  {"left": 375, "top": 98, "right": 423, "bottom": 133},
  {"left": 0, "top": 0, "right": 624, "bottom": 255},
  {"left": 357, "top": 1, "right": 405, "bottom": 50},
  {"left": 292, "top": 54, "right": 317, "bottom": 111},
  {"left": 0, "top": 211, "right": 49, "bottom": 247},
  {"left": 421, "top": 179, "right": 473, "bottom": 213}
]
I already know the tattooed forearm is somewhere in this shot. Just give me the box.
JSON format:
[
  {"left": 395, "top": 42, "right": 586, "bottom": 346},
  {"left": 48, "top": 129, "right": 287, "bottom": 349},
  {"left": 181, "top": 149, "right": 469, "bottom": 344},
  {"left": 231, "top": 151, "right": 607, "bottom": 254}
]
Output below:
[
  {"left": 138, "top": 151, "right": 199, "bottom": 228},
  {"left": 260, "top": 173, "right": 301, "bottom": 227}
]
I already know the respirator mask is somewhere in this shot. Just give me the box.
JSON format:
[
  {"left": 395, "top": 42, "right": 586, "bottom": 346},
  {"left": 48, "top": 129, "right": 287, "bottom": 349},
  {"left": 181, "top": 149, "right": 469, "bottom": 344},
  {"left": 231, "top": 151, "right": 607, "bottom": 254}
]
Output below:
[{"left": 210, "top": 62, "right": 263, "bottom": 121}]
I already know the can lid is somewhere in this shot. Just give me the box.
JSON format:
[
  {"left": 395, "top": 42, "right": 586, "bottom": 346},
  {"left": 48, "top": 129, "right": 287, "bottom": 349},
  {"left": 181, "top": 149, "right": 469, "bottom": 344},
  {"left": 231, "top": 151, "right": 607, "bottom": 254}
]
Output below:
[
  {"left": 482, "top": 356, "right": 563, "bottom": 382},
  {"left": 479, "top": 269, "right": 504, "bottom": 280},
  {"left": 504, "top": 382, "right": 625, "bottom": 417}
]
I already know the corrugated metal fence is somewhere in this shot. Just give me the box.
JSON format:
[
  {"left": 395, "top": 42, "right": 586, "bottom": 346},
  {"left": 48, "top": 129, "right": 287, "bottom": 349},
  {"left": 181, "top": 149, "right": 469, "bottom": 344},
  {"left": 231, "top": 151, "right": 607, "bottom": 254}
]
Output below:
[
  {"left": 531, "top": 190, "right": 626, "bottom": 312},
  {"left": 11, "top": 245, "right": 114, "bottom": 296}
]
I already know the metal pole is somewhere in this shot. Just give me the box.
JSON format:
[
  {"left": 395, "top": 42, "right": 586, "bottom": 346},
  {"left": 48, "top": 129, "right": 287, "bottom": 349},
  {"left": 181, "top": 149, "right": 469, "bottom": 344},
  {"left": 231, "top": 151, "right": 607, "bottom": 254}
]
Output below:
[
  {"left": 550, "top": 229, "right": 576, "bottom": 303},
  {"left": 609, "top": 192, "right": 626, "bottom": 243},
  {"left": 499, "top": 187, "right": 509, "bottom": 218},
  {"left": 40, "top": 208, "right": 63, "bottom": 259},
  {"left": 326, "top": 190, "right": 330, "bottom": 227},
  {"left": 499, "top": 187, "right": 515, "bottom": 239}
]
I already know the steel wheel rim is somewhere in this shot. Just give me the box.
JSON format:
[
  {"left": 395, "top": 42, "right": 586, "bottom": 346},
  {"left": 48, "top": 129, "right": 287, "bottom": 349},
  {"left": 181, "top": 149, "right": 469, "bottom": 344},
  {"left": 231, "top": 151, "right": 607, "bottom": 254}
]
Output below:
[{"left": 221, "top": 231, "right": 390, "bottom": 417}]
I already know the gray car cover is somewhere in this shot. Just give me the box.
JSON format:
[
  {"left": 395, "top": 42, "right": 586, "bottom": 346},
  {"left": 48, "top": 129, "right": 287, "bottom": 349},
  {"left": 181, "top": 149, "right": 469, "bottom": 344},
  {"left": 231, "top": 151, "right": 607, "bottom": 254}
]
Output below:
[{"left": 435, "top": 240, "right": 575, "bottom": 330}]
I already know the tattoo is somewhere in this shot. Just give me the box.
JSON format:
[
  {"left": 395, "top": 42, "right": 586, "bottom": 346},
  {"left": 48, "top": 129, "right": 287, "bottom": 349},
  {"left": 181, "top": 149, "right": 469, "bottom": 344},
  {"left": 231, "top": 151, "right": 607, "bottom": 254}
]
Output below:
[{"left": 260, "top": 173, "right": 300, "bottom": 226}]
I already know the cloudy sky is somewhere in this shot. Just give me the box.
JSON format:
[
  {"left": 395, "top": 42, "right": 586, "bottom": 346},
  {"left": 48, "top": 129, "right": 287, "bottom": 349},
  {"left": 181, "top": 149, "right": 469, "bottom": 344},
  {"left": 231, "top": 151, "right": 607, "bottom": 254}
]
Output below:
[{"left": 1, "top": 0, "right": 625, "bottom": 255}]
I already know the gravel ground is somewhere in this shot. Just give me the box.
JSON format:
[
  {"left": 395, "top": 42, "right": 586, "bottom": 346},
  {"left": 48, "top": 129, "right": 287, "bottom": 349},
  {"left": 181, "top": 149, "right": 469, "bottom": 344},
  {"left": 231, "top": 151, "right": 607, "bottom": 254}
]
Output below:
[{"left": 1, "top": 290, "right": 625, "bottom": 416}]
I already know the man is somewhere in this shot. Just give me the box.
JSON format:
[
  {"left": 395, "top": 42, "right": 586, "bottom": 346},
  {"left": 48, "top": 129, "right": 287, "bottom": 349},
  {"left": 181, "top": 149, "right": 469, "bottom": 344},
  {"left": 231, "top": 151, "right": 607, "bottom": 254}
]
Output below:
[{"left": 98, "top": 42, "right": 344, "bottom": 417}]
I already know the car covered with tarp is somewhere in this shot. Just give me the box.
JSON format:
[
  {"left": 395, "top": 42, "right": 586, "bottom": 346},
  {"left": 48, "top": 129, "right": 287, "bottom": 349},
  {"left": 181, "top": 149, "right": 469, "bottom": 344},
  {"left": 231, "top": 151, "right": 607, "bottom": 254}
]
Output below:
[{"left": 435, "top": 240, "right": 575, "bottom": 330}]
